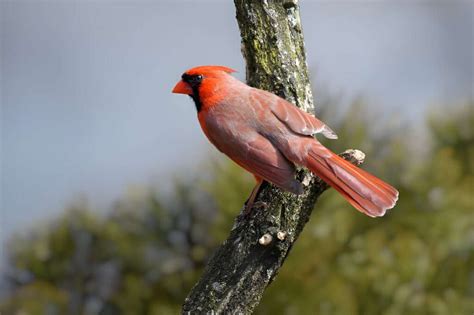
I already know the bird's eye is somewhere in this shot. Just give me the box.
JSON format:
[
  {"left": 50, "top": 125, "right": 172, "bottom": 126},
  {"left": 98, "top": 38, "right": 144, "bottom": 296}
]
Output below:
[
  {"left": 190, "top": 75, "right": 203, "bottom": 86},
  {"left": 181, "top": 73, "right": 203, "bottom": 86},
  {"left": 190, "top": 75, "right": 203, "bottom": 84}
]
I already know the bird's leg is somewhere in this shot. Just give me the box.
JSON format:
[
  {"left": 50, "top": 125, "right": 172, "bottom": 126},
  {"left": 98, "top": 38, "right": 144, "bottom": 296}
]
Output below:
[
  {"left": 245, "top": 181, "right": 262, "bottom": 213},
  {"left": 244, "top": 177, "right": 268, "bottom": 214}
]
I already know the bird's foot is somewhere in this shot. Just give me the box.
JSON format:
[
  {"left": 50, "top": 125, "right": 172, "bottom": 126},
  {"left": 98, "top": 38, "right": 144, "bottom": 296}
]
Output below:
[
  {"left": 253, "top": 201, "right": 268, "bottom": 210},
  {"left": 242, "top": 199, "right": 267, "bottom": 216}
]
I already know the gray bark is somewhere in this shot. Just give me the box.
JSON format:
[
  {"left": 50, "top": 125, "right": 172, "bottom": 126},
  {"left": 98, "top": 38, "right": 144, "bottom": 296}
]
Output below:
[{"left": 182, "top": 1, "right": 365, "bottom": 314}]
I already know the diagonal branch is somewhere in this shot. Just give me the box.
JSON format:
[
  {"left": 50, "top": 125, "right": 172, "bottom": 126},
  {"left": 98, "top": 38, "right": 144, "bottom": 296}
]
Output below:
[{"left": 182, "top": 1, "right": 365, "bottom": 313}]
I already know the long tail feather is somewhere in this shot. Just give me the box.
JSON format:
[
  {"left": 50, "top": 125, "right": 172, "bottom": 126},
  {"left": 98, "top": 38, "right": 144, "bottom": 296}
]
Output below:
[{"left": 304, "top": 144, "right": 399, "bottom": 217}]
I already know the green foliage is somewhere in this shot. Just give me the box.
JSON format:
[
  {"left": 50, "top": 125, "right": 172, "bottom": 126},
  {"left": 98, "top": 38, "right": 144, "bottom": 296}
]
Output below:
[
  {"left": 2, "top": 184, "right": 217, "bottom": 315},
  {"left": 1, "top": 102, "right": 473, "bottom": 315}
]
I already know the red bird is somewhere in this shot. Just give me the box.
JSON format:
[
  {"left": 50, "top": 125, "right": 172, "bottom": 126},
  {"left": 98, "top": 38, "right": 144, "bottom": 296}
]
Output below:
[{"left": 172, "top": 65, "right": 398, "bottom": 217}]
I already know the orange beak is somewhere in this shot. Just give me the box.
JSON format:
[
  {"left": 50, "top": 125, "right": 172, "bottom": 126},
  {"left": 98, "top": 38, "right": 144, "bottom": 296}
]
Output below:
[{"left": 172, "top": 80, "right": 193, "bottom": 95}]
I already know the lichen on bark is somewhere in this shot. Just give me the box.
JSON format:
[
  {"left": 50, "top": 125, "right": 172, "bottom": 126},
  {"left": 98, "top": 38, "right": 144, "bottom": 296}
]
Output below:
[
  {"left": 235, "top": 0, "right": 314, "bottom": 113},
  {"left": 181, "top": 1, "right": 365, "bottom": 314}
]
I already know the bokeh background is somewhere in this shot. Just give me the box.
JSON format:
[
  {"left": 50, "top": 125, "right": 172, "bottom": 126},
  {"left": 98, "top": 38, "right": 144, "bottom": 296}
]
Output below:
[{"left": 1, "top": 1, "right": 473, "bottom": 314}]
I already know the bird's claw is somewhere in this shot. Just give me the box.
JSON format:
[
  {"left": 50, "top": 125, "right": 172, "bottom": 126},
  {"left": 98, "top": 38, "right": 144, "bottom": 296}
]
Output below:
[
  {"left": 253, "top": 201, "right": 268, "bottom": 209},
  {"left": 242, "top": 200, "right": 268, "bottom": 218}
]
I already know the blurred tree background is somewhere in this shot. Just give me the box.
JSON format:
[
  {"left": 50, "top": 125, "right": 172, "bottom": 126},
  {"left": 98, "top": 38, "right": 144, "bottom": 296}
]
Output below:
[{"left": 1, "top": 98, "right": 473, "bottom": 315}]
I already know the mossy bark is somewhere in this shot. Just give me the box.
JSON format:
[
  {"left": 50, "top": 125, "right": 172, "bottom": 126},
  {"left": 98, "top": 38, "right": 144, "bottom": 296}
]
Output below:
[
  {"left": 182, "top": 1, "right": 364, "bottom": 314},
  {"left": 235, "top": 0, "right": 314, "bottom": 113}
]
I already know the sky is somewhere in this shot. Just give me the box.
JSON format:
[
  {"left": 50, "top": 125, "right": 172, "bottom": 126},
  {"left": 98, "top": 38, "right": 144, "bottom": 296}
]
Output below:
[{"left": 1, "top": 1, "right": 473, "bottom": 245}]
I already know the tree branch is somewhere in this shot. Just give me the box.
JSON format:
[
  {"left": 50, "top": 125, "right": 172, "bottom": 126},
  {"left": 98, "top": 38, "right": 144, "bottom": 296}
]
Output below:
[{"left": 182, "top": 1, "right": 365, "bottom": 313}]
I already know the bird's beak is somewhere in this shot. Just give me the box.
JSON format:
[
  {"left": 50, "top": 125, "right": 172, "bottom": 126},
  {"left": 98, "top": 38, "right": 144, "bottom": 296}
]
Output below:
[{"left": 172, "top": 80, "right": 193, "bottom": 95}]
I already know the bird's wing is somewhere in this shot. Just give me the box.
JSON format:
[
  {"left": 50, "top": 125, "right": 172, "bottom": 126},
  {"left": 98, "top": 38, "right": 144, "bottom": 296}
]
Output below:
[
  {"left": 250, "top": 89, "right": 338, "bottom": 139},
  {"left": 202, "top": 110, "right": 303, "bottom": 194},
  {"left": 232, "top": 135, "right": 303, "bottom": 194}
]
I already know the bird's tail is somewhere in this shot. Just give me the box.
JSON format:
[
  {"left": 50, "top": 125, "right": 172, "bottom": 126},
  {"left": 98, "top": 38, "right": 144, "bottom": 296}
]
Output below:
[{"left": 304, "top": 143, "right": 398, "bottom": 217}]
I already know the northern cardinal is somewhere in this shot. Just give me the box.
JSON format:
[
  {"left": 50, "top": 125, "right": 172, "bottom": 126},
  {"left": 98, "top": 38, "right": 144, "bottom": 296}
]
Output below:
[{"left": 172, "top": 65, "right": 398, "bottom": 217}]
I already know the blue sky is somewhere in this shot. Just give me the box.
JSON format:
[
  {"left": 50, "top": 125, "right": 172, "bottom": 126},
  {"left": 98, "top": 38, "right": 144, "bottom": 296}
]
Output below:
[{"left": 1, "top": 1, "right": 472, "bottom": 244}]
